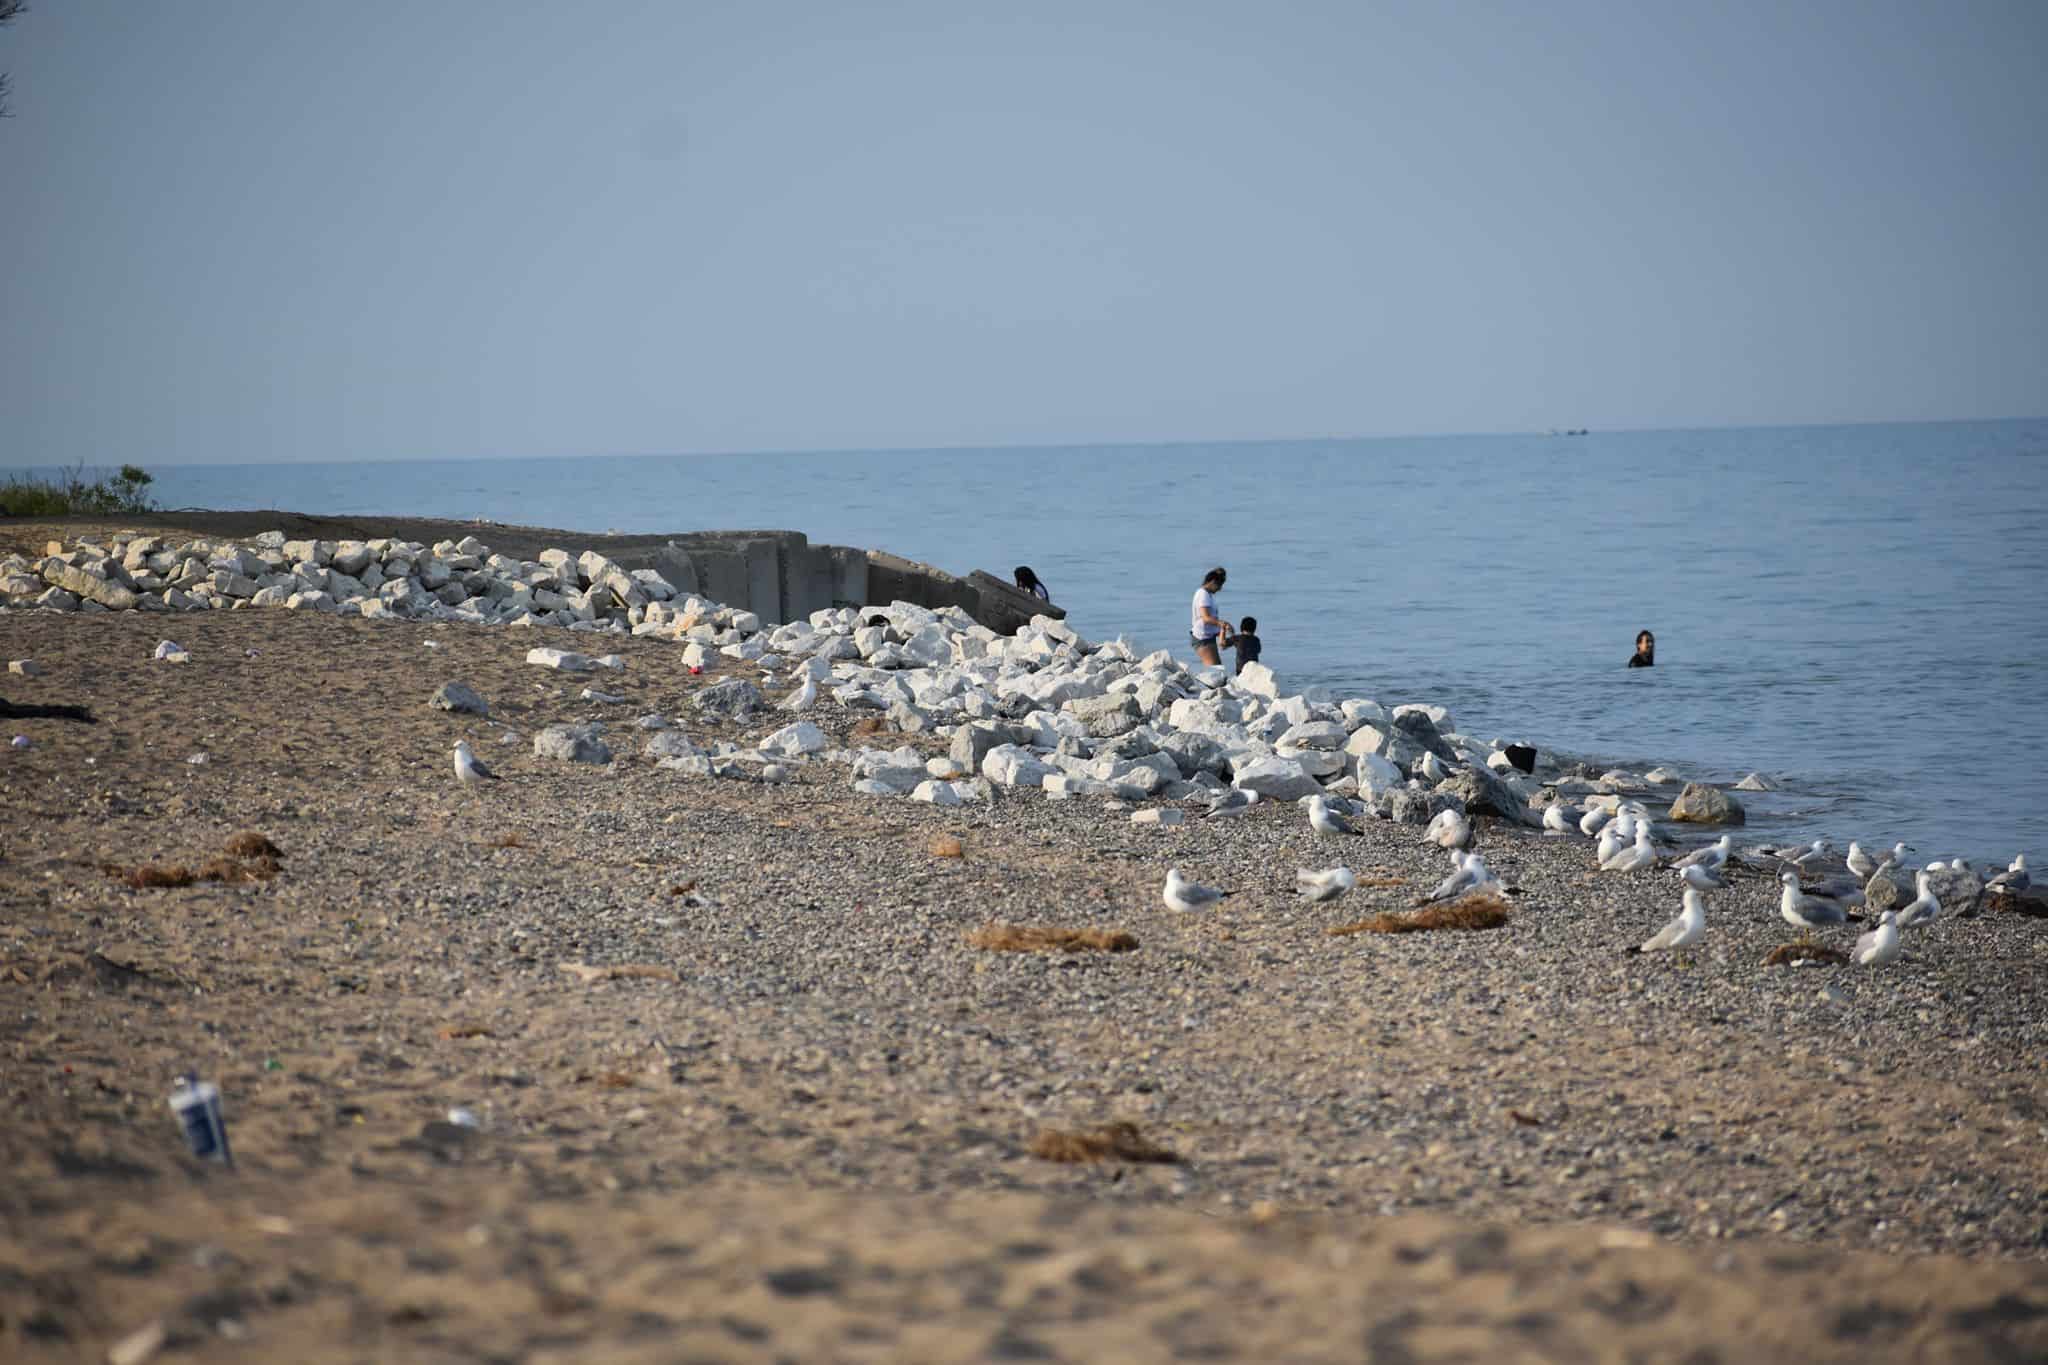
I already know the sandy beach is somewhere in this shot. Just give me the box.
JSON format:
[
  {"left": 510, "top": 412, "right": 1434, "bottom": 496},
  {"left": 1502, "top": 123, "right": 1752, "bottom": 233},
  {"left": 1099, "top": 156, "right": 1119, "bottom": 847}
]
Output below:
[{"left": 3, "top": 524, "right": 2047, "bottom": 1363}]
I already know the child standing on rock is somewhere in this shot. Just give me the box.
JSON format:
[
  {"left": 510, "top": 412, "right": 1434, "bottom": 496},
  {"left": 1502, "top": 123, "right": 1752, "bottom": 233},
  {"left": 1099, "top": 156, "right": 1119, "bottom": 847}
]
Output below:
[{"left": 1230, "top": 616, "right": 1262, "bottom": 675}]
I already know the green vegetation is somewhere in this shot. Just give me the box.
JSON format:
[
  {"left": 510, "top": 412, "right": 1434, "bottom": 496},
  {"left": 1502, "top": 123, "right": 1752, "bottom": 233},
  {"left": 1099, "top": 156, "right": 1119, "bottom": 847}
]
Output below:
[{"left": 0, "top": 463, "right": 159, "bottom": 517}]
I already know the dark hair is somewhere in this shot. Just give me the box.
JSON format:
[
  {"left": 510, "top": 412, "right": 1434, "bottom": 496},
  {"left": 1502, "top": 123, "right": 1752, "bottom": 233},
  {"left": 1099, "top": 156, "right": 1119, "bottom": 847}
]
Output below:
[
  {"left": 1636, "top": 629, "right": 1655, "bottom": 645},
  {"left": 1202, "top": 567, "right": 1227, "bottom": 589},
  {"left": 1239, "top": 616, "right": 1257, "bottom": 634},
  {"left": 1013, "top": 566, "right": 1042, "bottom": 591}
]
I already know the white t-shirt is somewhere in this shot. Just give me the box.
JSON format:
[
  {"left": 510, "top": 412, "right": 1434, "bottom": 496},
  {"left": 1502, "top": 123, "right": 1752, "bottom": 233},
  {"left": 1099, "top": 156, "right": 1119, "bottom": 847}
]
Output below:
[{"left": 1191, "top": 586, "right": 1220, "bottom": 639}]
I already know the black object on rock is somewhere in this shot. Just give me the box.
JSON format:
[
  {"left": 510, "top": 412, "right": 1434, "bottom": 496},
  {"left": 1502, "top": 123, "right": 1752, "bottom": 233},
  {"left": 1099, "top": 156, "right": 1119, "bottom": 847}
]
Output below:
[{"left": 1502, "top": 744, "right": 1538, "bottom": 774}]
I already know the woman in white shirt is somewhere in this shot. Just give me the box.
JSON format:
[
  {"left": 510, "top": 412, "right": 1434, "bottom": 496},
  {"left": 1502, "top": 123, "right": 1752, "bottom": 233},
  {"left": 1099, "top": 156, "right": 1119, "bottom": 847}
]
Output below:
[{"left": 1190, "top": 567, "right": 1230, "bottom": 666}]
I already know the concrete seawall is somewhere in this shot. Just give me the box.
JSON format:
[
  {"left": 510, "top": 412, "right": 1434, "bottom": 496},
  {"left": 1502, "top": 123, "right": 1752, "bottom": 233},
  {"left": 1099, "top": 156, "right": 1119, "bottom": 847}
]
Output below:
[{"left": 601, "top": 530, "right": 1063, "bottom": 636}]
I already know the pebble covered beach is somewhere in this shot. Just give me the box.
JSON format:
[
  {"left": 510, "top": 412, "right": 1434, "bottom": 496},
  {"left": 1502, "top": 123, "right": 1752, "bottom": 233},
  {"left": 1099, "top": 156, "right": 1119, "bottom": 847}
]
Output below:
[{"left": 3, "top": 518, "right": 2046, "bottom": 1363}]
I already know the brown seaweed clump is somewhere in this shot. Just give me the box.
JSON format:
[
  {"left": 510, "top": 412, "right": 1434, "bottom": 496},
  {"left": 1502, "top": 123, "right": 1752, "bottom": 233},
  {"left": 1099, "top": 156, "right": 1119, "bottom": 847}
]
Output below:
[
  {"left": 1029, "top": 1121, "right": 1181, "bottom": 1165},
  {"left": 968, "top": 923, "right": 1138, "bottom": 953},
  {"left": 224, "top": 831, "right": 283, "bottom": 860},
  {"left": 1327, "top": 889, "right": 1512, "bottom": 936}
]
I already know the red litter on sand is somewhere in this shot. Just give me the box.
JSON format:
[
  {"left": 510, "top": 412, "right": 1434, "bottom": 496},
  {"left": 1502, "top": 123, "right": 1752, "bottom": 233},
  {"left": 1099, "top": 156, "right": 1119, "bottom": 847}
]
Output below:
[{"left": 689, "top": 665, "right": 703, "bottom": 675}]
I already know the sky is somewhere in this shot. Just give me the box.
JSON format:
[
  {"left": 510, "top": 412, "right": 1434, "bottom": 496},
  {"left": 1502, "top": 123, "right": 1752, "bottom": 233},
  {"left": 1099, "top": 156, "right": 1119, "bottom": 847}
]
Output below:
[{"left": 1, "top": 0, "right": 2043, "bottom": 467}]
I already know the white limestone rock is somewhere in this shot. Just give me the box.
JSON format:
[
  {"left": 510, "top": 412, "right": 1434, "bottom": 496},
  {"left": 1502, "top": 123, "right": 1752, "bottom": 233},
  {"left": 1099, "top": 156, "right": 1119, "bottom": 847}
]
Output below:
[
  {"left": 1230, "top": 754, "right": 1323, "bottom": 801},
  {"left": 527, "top": 647, "right": 595, "bottom": 672},
  {"left": 761, "top": 721, "right": 827, "bottom": 756},
  {"left": 1130, "top": 807, "right": 1185, "bottom": 826},
  {"left": 982, "top": 744, "right": 1052, "bottom": 789}
]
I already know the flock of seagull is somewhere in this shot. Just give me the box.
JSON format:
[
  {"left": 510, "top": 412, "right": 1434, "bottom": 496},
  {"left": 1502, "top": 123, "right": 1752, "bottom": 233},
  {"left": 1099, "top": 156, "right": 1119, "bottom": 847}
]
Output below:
[
  {"left": 1165, "top": 790, "right": 2030, "bottom": 970},
  {"left": 453, "top": 730, "right": 2032, "bottom": 968}
]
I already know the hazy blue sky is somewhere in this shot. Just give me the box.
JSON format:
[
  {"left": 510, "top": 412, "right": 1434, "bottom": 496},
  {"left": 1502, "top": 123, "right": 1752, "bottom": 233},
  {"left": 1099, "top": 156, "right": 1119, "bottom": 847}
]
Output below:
[{"left": 2, "top": 1, "right": 2042, "bottom": 467}]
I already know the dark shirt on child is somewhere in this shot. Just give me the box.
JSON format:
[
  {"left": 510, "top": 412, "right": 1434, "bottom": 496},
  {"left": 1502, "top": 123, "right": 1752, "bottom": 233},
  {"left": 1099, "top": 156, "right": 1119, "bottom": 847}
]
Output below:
[
  {"left": 1627, "top": 653, "right": 1653, "bottom": 668},
  {"left": 1232, "top": 632, "right": 1262, "bottom": 673}
]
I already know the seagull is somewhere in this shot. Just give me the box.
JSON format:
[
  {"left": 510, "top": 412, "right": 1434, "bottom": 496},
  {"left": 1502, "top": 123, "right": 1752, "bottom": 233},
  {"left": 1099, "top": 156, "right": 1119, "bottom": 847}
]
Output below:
[
  {"left": 453, "top": 740, "right": 499, "bottom": 784},
  {"left": 1163, "top": 868, "right": 1231, "bottom": 913},
  {"left": 1417, "top": 751, "right": 1450, "bottom": 783},
  {"left": 1638, "top": 888, "right": 1707, "bottom": 953},
  {"left": 1845, "top": 842, "right": 1878, "bottom": 880},
  {"left": 1425, "top": 850, "right": 1492, "bottom": 902},
  {"left": 1611, "top": 808, "right": 1639, "bottom": 844},
  {"left": 1671, "top": 835, "right": 1733, "bottom": 872},
  {"left": 1787, "top": 839, "right": 1832, "bottom": 872},
  {"left": 1422, "top": 808, "right": 1472, "bottom": 850},
  {"left": 1542, "top": 803, "right": 1578, "bottom": 835},
  {"left": 1602, "top": 824, "right": 1657, "bottom": 873},
  {"left": 1596, "top": 822, "right": 1626, "bottom": 867},
  {"left": 1296, "top": 866, "right": 1356, "bottom": 903},
  {"left": 1578, "top": 805, "right": 1613, "bottom": 838},
  {"left": 1779, "top": 868, "right": 1849, "bottom": 928},
  {"left": 1676, "top": 861, "right": 1727, "bottom": 892},
  {"left": 782, "top": 676, "right": 817, "bottom": 711},
  {"left": 1894, "top": 870, "right": 1940, "bottom": 929},
  {"left": 1987, "top": 853, "right": 2030, "bottom": 896},
  {"left": 1854, "top": 910, "right": 1902, "bottom": 966},
  {"left": 1203, "top": 789, "right": 1256, "bottom": 820},
  {"left": 1308, "top": 794, "right": 1357, "bottom": 837}
]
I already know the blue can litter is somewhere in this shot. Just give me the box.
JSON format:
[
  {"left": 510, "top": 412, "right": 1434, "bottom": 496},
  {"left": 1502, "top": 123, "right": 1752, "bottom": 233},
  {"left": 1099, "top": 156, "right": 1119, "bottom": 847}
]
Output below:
[{"left": 169, "top": 1074, "right": 233, "bottom": 1167}]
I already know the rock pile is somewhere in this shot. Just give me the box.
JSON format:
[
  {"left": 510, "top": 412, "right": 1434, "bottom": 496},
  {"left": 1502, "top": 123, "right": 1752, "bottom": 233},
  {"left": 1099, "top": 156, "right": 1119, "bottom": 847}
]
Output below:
[
  {"left": 0, "top": 527, "right": 1588, "bottom": 824},
  {"left": 0, "top": 530, "right": 762, "bottom": 642}
]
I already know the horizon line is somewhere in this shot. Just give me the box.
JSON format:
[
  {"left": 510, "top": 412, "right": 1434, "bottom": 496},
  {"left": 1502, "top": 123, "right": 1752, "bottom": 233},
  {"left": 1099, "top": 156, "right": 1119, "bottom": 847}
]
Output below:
[{"left": 5, "top": 412, "right": 2043, "bottom": 473}]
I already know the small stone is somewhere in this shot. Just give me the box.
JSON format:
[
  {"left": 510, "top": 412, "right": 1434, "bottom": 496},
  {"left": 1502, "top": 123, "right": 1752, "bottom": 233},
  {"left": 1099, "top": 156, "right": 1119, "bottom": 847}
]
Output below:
[
  {"left": 533, "top": 723, "right": 611, "bottom": 764},
  {"left": 1131, "top": 808, "right": 1185, "bottom": 826},
  {"left": 430, "top": 681, "right": 489, "bottom": 716},
  {"left": 6, "top": 659, "right": 43, "bottom": 677},
  {"left": 526, "top": 647, "right": 594, "bottom": 672},
  {"left": 1734, "top": 772, "right": 1778, "bottom": 792}
]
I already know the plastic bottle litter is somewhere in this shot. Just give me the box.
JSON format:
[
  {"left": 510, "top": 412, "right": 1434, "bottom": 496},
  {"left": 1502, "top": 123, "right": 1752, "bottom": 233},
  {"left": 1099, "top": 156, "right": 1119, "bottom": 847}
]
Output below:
[
  {"left": 169, "top": 1074, "right": 233, "bottom": 1166},
  {"left": 446, "top": 1107, "right": 480, "bottom": 1129},
  {"left": 153, "top": 640, "right": 190, "bottom": 663}
]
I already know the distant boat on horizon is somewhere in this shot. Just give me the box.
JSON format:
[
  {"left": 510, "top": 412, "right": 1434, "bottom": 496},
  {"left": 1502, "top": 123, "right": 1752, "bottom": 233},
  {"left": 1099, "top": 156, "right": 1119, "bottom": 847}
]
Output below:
[{"left": 1546, "top": 428, "right": 1591, "bottom": 437}]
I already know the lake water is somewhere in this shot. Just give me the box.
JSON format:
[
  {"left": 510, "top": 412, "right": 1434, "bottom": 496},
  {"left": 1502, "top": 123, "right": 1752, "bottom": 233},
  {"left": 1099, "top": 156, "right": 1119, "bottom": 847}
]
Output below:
[{"left": 137, "top": 419, "right": 2048, "bottom": 865}]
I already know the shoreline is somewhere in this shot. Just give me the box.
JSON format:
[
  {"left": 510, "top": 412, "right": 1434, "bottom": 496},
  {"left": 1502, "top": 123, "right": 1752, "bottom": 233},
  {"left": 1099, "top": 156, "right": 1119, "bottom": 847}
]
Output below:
[
  {"left": 3, "top": 512, "right": 2034, "bottom": 868},
  {"left": 2, "top": 544, "right": 2045, "bottom": 1357}
]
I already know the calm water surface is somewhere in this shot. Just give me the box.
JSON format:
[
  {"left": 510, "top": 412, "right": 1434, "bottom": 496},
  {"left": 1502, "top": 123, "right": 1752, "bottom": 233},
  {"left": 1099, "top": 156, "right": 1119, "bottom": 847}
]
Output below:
[{"left": 139, "top": 420, "right": 2048, "bottom": 864}]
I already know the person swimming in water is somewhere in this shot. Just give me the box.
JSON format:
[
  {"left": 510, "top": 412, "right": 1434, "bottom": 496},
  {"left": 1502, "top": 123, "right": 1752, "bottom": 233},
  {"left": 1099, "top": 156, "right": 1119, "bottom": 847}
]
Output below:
[{"left": 1627, "top": 629, "right": 1655, "bottom": 668}]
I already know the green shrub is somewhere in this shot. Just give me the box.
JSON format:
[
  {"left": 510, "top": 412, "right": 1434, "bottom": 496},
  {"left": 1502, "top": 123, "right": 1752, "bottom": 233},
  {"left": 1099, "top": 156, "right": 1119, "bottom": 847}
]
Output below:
[{"left": 0, "top": 463, "right": 158, "bottom": 517}]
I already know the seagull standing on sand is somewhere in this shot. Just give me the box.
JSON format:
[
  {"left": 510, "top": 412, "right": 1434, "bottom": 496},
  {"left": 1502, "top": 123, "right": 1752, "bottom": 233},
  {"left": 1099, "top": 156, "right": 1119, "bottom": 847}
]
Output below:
[
  {"left": 1297, "top": 866, "right": 1356, "bottom": 903},
  {"left": 1422, "top": 808, "right": 1472, "bottom": 850},
  {"left": 1787, "top": 839, "right": 1832, "bottom": 872},
  {"left": 1425, "top": 850, "right": 1493, "bottom": 902},
  {"left": 782, "top": 675, "right": 817, "bottom": 711},
  {"left": 1203, "top": 789, "right": 1256, "bottom": 820},
  {"left": 1579, "top": 805, "right": 1613, "bottom": 838},
  {"left": 1638, "top": 888, "right": 1707, "bottom": 953},
  {"left": 1854, "top": 911, "right": 1902, "bottom": 966},
  {"left": 1671, "top": 835, "right": 1733, "bottom": 873},
  {"left": 1987, "top": 854, "right": 2030, "bottom": 896},
  {"left": 1602, "top": 824, "right": 1657, "bottom": 874},
  {"left": 1846, "top": 842, "right": 1878, "bottom": 880},
  {"left": 1163, "top": 868, "right": 1231, "bottom": 913},
  {"left": 1895, "top": 871, "right": 1940, "bottom": 929},
  {"left": 1308, "top": 794, "right": 1358, "bottom": 837},
  {"left": 1779, "top": 868, "right": 1850, "bottom": 928},
  {"left": 1596, "top": 821, "right": 1626, "bottom": 867},
  {"left": 1542, "top": 803, "right": 1578, "bottom": 835},
  {"left": 453, "top": 740, "right": 499, "bottom": 785},
  {"left": 1677, "top": 862, "right": 1727, "bottom": 892}
]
